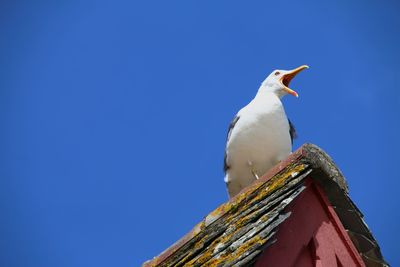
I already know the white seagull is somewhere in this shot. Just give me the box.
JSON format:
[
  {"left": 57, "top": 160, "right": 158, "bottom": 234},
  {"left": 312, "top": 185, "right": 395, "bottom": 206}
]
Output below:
[{"left": 224, "top": 65, "right": 309, "bottom": 198}]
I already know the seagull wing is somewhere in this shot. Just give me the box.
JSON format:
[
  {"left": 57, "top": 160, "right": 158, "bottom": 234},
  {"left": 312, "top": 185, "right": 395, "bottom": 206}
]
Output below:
[
  {"left": 223, "top": 115, "right": 240, "bottom": 172},
  {"left": 288, "top": 119, "right": 297, "bottom": 144}
]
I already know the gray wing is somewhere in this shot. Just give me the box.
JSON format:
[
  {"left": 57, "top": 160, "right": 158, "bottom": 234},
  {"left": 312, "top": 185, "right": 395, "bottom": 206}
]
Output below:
[
  {"left": 223, "top": 115, "right": 240, "bottom": 173},
  {"left": 288, "top": 119, "right": 297, "bottom": 144}
]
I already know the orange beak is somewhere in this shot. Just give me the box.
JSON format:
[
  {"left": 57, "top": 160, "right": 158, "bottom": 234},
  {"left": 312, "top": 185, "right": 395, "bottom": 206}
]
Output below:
[{"left": 280, "top": 65, "right": 309, "bottom": 97}]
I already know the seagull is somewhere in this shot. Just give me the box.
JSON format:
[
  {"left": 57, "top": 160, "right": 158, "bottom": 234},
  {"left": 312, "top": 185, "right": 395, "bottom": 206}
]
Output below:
[{"left": 224, "top": 65, "right": 309, "bottom": 198}]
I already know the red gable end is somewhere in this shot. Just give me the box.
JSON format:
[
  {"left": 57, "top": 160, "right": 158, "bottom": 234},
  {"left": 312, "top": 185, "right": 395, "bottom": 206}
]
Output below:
[{"left": 256, "top": 180, "right": 364, "bottom": 267}]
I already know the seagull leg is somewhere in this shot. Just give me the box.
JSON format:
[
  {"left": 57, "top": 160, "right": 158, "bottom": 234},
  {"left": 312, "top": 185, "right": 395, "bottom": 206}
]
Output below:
[
  {"left": 251, "top": 169, "right": 260, "bottom": 180},
  {"left": 248, "top": 160, "right": 260, "bottom": 180}
]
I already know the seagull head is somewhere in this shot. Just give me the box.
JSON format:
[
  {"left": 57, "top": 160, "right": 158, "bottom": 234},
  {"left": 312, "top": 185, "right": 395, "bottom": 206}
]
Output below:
[{"left": 260, "top": 65, "right": 309, "bottom": 98}]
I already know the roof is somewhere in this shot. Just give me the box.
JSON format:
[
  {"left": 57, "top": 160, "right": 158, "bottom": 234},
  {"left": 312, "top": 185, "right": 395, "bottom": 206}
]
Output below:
[{"left": 143, "top": 143, "right": 388, "bottom": 267}]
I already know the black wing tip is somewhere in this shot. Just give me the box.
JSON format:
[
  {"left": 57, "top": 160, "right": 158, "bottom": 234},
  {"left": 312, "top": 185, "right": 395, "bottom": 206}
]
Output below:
[
  {"left": 288, "top": 119, "right": 297, "bottom": 144},
  {"left": 223, "top": 115, "right": 240, "bottom": 173}
]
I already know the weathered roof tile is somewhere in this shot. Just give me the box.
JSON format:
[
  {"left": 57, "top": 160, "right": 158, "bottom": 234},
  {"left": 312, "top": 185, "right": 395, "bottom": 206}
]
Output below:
[{"left": 143, "top": 144, "right": 388, "bottom": 267}]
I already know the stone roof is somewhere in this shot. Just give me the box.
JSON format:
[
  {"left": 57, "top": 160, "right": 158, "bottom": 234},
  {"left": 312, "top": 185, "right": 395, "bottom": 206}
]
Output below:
[{"left": 143, "top": 144, "right": 387, "bottom": 267}]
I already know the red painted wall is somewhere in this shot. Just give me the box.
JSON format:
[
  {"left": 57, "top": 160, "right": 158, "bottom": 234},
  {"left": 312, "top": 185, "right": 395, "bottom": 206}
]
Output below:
[{"left": 255, "top": 179, "right": 365, "bottom": 267}]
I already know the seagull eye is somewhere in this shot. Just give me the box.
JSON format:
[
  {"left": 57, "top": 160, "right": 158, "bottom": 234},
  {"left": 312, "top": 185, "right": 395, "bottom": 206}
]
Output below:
[{"left": 274, "top": 71, "right": 280, "bottom": 76}]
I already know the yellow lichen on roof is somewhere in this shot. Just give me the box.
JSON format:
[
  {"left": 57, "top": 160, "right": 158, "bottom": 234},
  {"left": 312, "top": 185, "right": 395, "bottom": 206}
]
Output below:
[
  {"left": 174, "top": 163, "right": 308, "bottom": 267},
  {"left": 144, "top": 144, "right": 388, "bottom": 267},
  {"left": 202, "top": 235, "right": 266, "bottom": 267}
]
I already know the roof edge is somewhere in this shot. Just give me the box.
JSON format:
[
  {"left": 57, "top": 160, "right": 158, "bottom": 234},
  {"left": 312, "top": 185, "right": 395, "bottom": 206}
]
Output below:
[
  {"left": 300, "top": 143, "right": 348, "bottom": 193},
  {"left": 142, "top": 144, "right": 389, "bottom": 266}
]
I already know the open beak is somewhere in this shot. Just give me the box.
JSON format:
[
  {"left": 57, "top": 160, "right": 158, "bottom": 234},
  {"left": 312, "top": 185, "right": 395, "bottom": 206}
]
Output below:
[{"left": 280, "top": 65, "right": 309, "bottom": 97}]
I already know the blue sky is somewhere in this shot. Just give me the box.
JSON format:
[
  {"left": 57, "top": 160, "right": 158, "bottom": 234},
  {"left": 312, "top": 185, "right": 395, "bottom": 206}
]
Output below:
[{"left": 1, "top": 1, "right": 399, "bottom": 266}]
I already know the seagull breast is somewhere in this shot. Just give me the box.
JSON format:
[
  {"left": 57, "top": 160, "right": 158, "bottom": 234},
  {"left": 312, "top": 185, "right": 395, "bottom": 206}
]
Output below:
[{"left": 224, "top": 93, "right": 292, "bottom": 198}]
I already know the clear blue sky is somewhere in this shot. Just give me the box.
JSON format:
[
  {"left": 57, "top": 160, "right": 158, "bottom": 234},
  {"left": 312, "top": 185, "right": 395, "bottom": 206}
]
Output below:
[{"left": 1, "top": 1, "right": 399, "bottom": 266}]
